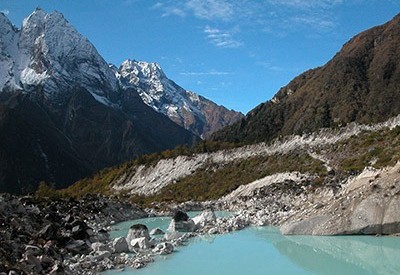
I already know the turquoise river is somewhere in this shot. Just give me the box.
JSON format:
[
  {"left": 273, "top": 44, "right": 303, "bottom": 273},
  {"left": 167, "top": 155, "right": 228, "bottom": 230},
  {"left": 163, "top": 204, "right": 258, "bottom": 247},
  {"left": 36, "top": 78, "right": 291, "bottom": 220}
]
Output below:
[{"left": 105, "top": 213, "right": 400, "bottom": 275}]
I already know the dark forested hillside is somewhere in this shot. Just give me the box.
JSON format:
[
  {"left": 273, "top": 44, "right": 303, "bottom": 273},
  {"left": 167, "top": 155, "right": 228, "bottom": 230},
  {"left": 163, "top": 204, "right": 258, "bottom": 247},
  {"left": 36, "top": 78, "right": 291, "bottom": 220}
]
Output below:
[{"left": 212, "top": 14, "right": 400, "bottom": 144}]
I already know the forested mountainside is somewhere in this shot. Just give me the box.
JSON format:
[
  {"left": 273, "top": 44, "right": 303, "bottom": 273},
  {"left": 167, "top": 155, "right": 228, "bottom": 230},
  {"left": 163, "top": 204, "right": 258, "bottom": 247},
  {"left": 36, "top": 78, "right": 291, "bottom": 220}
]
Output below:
[{"left": 211, "top": 14, "right": 400, "bottom": 144}]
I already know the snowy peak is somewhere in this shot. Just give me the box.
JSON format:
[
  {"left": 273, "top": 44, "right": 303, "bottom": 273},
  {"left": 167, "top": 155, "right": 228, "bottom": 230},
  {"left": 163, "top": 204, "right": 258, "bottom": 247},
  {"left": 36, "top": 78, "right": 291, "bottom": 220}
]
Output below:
[
  {"left": 117, "top": 60, "right": 243, "bottom": 138},
  {"left": 1, "top": 9, "right": 117, "bottom": 106},
  {"left": 118, "top": 59, "right": 166, "bottom": 88}
]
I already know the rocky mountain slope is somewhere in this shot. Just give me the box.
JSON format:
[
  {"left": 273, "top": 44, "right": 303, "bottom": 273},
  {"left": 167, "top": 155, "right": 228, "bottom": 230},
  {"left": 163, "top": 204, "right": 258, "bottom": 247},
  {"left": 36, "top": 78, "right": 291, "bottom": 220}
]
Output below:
[
  {"left": 0, "top": 9, "right": 199, "bottom": 194},
  {"left": 116, "top": 60, "right": 243, "bottom": 138},
  {"left": 211, "top": 13, "right": 400, "bottom": 144}
]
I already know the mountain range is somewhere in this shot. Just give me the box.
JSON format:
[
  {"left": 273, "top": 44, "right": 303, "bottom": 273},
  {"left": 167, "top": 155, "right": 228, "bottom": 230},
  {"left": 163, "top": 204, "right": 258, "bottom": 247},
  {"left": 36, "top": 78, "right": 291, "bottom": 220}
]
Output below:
[
  {"left": 212, "top": 14, "right": 400, "bottom": 143},
  {"left": 0, "top": 9, "right": 241, "bottom": 194}
]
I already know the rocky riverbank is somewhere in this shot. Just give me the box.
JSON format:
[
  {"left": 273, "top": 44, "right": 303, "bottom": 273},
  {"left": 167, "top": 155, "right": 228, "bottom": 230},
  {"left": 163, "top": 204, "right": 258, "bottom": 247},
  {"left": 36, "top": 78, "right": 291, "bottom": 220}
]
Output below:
[
  {"left": 0, "top": 194, "right": 146, "bottom": 274},
  {"left": 2, "top": 162, "right": 400, "bottom": 274}
]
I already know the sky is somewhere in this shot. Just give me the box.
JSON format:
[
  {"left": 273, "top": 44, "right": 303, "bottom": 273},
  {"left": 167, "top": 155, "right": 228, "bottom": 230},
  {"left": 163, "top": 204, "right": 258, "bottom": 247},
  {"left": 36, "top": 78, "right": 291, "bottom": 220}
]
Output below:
[{"left": 1, "top": 0, "right": 399, "bottom": 114}]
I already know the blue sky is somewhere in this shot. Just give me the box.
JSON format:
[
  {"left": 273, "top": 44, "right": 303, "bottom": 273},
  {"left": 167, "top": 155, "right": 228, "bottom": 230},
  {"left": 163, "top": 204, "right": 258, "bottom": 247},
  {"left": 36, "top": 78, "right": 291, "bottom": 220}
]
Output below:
[{"left": 1, "top": 0, "right": 399, "bottom": 114}]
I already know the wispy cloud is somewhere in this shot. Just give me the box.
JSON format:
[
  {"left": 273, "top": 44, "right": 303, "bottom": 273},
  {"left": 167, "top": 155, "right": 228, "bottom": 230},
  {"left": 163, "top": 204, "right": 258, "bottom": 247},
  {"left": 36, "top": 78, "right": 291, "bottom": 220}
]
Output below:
[
  {"left": 152, "top": 0, "right": 363, "bottom": 47},
  {"left": 185, "top": 0, "right": 234, "bottom": 21},
  {"left": 162, "top": 7, "right": 186, "bottom": 17},
  {"left": 152, "top": 2, "right": 186, "bottom": 18},
  {"left": 180, "top": 70, "right": 233, "bottom": 76},
  {"left": 267, "top": 0, "right": 344, "bottom": 9},
  {"left": 1, "top": 9, "right": 9, "bottom": 15},
  {"left": 204, "top": 26, "right": 242, "bottom": 48},
  {"left": 256, "top": 61, "right": 284, "bottom": 72}
]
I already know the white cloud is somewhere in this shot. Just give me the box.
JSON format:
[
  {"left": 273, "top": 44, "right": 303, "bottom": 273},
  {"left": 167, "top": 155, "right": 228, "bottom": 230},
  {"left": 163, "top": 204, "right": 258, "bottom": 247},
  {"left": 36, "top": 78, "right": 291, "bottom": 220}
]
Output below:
[
  {"left": 180, "top": 70, "right": 233, "bottom": 76},
  {"left": 1, "top": 9, "right": 9, "bottom": 15},
  {"left": 162, "top": 7, "right": 186, "bottom": 17},
  {"left": 256, "top": 61, "right": 284, "bottom": 72},
  {"left": 152, "top": 2, "right": 186, "bottom": 18},
  {"left": 204, "top": 26, "right": 242, "bottom": 48},
  {"left": 185, "top": 0, "right": 234, "bottom": 21},
  {"left": 267, "top": 0, "right": 344, "bottom": 9}
]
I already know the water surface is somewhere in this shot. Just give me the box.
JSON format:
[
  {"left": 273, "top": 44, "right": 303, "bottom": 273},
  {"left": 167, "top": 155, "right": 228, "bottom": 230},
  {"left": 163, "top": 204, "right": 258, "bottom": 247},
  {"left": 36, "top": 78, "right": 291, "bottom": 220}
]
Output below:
[{"left": 106, "top": 215, "right": 400, "bottom": 275}]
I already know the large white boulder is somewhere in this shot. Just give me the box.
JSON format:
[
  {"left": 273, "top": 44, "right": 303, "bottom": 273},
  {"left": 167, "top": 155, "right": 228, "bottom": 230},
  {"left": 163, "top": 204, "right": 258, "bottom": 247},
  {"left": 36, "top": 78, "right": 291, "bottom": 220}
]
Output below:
[
  {"left": 130, "top": 237, "right": 151, "bottom": 251},
  {"left": 192, "top": 210, "right": 216, "bottom": 227}
]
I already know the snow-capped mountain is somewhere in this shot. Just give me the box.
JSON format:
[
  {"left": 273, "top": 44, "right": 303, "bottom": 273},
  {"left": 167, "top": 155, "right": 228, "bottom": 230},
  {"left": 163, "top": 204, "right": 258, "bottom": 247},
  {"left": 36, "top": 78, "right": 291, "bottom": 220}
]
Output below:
[
  {"left": 0, "top": 9, "right": 198, "bottom": 194},
  {"left": 0, "top": 8, "right": 118, "bottom": 105},
  {"left": 117, "top": 60, "right": 243, "bottom": 138}
]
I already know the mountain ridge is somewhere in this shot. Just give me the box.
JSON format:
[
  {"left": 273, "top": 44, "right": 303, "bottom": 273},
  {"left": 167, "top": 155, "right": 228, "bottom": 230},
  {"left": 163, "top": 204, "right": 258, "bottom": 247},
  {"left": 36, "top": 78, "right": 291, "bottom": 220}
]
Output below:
[
  {"left": 211, "top": 13, "right": 400, "bottom": 144},
  {"left": 116, "top": 59, "right": 243, "bottom": 138}
]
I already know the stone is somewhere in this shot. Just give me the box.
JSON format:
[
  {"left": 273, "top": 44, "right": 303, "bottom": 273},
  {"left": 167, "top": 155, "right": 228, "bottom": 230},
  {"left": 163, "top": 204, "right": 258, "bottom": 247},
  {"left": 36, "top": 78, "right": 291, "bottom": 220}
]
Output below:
[
  {"left": 280, "top": 215, "right": 331, "bottom": 235},
  {"left": 23, "top": 251, "right": 42, "bottom": 273},
  {"left": 152, "top": 242, "right": 174, "bottom": 255},
  {"left": 112, "top": 237, "right": 129, "bottom": 253},
  {"left": 130, "top": 237, "right": 151, "bottom": 250},
  {"left": 150, "top": 228, "right": 165, "bottom": 235},
  {"left": 71, "top": 220, "right": 90, "bottom": 240},
  {"left": 65, "top": 240, "right": 90, "bottom": 255},
  {"left": 93, "top": 250, "right": 111, "bottom": 261},
  {"left": 192, "top": 209, "right": 216, "bottom": 227},
  {"left": 172, "top": 210, "right": 189, "bottom": 222},
  {"left": 164, "top": 231, "right": 183, "bottom": 241},
  {"left": 91, "top": 242, "right": 111, "bottom": 252},
  {"left": 127, "top": 224, "right": 150, "bottom": 244},
  {"left": 167, "top": 219, "right": 196, "bottom": 232},
  {"left": 38, "top": 224, "right": 60, "bottom": 240}
]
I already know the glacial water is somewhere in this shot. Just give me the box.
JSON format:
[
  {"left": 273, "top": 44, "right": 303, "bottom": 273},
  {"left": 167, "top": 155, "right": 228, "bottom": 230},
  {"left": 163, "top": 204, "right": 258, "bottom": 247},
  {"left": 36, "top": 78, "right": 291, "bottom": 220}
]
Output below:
[{"left": 106, "top": 214, "right": 400, "bottom": 275}]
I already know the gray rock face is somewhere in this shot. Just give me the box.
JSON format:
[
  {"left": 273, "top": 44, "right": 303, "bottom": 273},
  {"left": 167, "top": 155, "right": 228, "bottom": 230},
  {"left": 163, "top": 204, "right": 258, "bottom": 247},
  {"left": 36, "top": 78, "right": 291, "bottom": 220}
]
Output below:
[{"left": 281, "top": 163, "right": 400, "bottom": 235}]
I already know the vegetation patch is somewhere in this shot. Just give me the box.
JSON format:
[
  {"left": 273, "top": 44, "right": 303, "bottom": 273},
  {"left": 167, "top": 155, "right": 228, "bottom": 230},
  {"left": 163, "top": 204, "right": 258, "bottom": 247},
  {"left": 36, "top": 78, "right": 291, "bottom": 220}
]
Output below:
[{"left": 329, "top": 126, "right": 400, "bottom": 173}]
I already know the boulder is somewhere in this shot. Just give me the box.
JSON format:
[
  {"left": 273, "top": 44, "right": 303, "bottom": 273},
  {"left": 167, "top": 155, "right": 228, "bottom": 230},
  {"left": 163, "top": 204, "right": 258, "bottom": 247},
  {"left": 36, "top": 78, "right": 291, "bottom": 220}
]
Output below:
[
  {"left": 65, "top": 240, "right": 90, "bottom": 255},
  {"left": 37, "top": 224, "right": 60, "bottom": 241},
  {"left": 127, "top": 224, "right": 150, "bottom": 243},
  {"left": 112, "top": 237, "right": 129, "bottom": 253},
  {"left": 152, "top": 242, "right": 174, "bottom": 255},
  {"left": 71, "top": 220, "right": 90, "bottom": 240},
  {"left": 281, "top": 163, "right": 400, "bottom": 235},
  {"left": 91, "top": 242, "right": 112, "bottom": 253},
  {"left": 172, "top": 210, "right": 189, "bottom": 222},
  {"left": 167, "top": 219, "right": 196, "bottom": 232},
  {"left": 129, "top": 237, "right": 151, "bottom": 251},
  {"left": 150, "top": 228, "right": 165, "bottom": 235},
  {"left": 93, "top": 250, "right": 111, "bottom": 261},
  {"left": 192, "top": 209, "right": 216, "bottom": 227}
]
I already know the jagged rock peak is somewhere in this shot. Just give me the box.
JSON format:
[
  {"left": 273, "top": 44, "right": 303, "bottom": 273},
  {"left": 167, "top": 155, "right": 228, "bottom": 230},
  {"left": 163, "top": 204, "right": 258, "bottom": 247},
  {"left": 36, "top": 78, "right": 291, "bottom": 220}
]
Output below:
[
  {"left": 117, "top": 59, "right": 243, "bottom": 138},
  {"left": 2, "top": 8, "right": 117, "bottom": 103},
  {"left": 119, "top": 59, "right": 166, "bottom": 84}
]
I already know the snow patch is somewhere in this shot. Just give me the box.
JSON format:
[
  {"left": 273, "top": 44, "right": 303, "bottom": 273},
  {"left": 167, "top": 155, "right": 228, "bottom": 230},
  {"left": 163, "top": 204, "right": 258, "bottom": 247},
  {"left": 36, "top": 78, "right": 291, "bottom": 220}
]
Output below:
[{"left": 20, "top": 67, "right": 48, "bottom": 85}]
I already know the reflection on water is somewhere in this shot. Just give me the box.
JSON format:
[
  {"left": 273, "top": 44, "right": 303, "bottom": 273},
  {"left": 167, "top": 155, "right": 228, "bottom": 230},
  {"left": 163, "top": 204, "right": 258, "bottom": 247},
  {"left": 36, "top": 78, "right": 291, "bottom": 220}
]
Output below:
[
  {"left": 106, "top": 217, "right": 400, "bottom": 275},
  {"left": 273, "top": 232, "right": 400, "bottom": 275}
]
